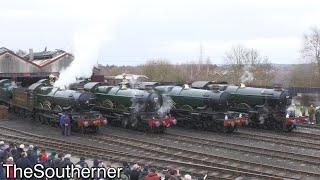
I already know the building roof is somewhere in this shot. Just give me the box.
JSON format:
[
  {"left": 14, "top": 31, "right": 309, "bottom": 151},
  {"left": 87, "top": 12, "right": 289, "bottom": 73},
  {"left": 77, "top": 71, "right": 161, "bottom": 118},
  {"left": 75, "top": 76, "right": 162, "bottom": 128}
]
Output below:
[{"left": 0, "top": 47, "right": 73, "bottom": 68}]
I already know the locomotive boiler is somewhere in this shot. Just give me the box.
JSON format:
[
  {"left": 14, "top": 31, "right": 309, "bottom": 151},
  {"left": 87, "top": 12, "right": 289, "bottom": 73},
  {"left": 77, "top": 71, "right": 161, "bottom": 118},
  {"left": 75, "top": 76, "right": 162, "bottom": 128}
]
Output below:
[
  {"left": 192, "top": 81, "right": 296, "bottom": 131},
  {"left": 154, "top": 85, "right": 246, "bottom": 132},
  {"left": 83, "top": 82, "right": 176, "bottom": 132}
]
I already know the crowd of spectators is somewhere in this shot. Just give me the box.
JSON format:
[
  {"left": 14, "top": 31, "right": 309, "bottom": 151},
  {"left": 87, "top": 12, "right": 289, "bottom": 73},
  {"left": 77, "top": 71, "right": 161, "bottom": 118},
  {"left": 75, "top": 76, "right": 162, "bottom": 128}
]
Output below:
[{"left": 0, "top": 141, "right": 205, "bottom": 180}]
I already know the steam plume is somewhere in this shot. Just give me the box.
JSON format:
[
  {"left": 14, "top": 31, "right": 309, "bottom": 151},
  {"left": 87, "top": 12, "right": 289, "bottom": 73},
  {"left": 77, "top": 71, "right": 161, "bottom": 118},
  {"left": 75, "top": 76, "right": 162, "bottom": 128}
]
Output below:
[{"left": 54, "top": 1, "right": 128, "bottom": 88}]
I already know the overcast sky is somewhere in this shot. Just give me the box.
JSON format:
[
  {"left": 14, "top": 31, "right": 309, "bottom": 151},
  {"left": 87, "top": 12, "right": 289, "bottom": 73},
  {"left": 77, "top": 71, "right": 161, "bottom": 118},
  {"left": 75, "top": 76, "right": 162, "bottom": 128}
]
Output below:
[{"left": 0, "top": 0, "right": 319, "bottom": 65}]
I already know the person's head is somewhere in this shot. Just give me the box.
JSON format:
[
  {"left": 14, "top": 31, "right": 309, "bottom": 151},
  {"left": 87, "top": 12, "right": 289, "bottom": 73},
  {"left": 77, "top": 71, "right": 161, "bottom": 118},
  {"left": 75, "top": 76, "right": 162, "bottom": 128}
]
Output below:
[
  {"left": 28, "top": 145, "right": 34, "bottom": 150},
  {"left": 51, "top": 150, "right": 57, "bottom": 157},
  {"left": 21, "top": 152, "right": 27, "bottom": 157},
  {"left": 0, "top": 141, "right": 4, "bottom": 146},
  {"left": 80, "top": 157, "right": 85, "bottom": 161},
  {"left": 58, "top": 153, "right": 64, "bottom": 159},
  {"left": 122, "top": 161, "right": 129, "bottom": 167},
  {"left": 19, "top": 144, "right": 25, "bottom": 149},
  {"left": 7, "top": 157, "right": 13, "bottom": 162},
  {"left": 150, "top": 168, "right": 156, "bottom": 173},
  {"left": 132, "top": 164, "right": 139, "bottom": 170},
  {"left": 183, "top": 174, "right": 192, "bottom": 180},
  {"left": 9, "top": 143, "right": 15, "bottom": 148},
  {"left": 64, "top": 154, "right": 71, "bottom": 159}
]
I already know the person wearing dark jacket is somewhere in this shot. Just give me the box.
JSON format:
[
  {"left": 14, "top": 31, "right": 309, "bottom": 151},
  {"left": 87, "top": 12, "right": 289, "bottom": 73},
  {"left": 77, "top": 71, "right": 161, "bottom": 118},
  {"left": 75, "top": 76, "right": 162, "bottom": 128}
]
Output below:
[
  {"left": 130, "top": 164, "right": 141, "bottom": 180},
  {"left": 62, "top": 154, "right": 73, "bottom": 167},
  {"left": 16, "top": 152, "right": 32, "bottom": 169},
  {"left": 53, "top": 153, "right": 63, "bottom": 168},
  {"left": 76, "top": 157, "right": 88, "bottom": 168},
  {"left": 14, "top": 144, "right": 25, "bottom": 162},
  {"left": 144, "top": 168, "right": 160, "bottom": 180},
  {"left": 123, "top": 162, "right": 131, "bottom": 178},
  {"left": 138, "top": 165, "right": 149, "bottom": 180}
]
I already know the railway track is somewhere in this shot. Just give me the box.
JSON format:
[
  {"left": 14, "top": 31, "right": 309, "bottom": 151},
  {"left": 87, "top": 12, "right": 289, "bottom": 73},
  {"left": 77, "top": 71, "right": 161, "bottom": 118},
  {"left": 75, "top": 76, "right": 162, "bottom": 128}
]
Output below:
[
  {"left": 0, "top": 125, "right": 285, "bottom": 180},
  {"left": 161, "top": 131, "right": 320, "bottom": 166},
  {"left": 237, "top": 129, "right": 320, "bottom": 151},
  {"left": 93, "top": 129, "right": 320, "bottom": 179}
]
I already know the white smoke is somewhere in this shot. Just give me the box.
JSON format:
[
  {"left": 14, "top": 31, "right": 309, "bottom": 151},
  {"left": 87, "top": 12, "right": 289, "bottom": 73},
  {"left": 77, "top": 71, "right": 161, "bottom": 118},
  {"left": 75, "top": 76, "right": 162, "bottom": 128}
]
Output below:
[
  {"left": 54, "top": 1, "right": 129, "bottom": 88},
  {"left": 157, "top": 95, "right": 175, "bottom": 117},
  {"left": 240, "top": 65, "right": 254, "bottom": 84}
]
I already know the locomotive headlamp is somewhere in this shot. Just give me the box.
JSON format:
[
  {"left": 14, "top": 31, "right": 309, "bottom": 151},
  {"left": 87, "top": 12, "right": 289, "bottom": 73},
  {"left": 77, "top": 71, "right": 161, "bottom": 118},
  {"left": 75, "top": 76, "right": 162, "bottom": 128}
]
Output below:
[
  {"left": 103, "top": 119, "right": 107, "bottom": 124},
  {"left": 239, "top": 113, "right": 242, "bottom": 118},
  {"left": 84, "top": 121, "right": 89, "bottom": 127},
  {"left": 286, "top": 113, "right": 289, "bottom": 118},
  {"left": 225, "top": 115, "right": 228, "bottom": 120},
  {"left": 155, "top": 121, "right": 160, "bottom": 127}
]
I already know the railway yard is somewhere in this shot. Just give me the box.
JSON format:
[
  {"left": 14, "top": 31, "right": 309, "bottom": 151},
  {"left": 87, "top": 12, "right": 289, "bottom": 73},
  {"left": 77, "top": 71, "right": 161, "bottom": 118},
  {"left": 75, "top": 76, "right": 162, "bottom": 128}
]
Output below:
[{"left": 1, "top": 114, "right": 320, "bottom": 180}]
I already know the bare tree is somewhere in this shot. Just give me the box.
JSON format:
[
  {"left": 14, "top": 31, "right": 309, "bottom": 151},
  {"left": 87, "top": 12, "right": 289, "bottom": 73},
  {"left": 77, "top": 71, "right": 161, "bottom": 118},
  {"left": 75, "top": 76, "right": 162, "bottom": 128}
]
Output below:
[
  {"left": 301, "top": 27, "right": 320, "bottom": 82},
  {"left": 225, "top": 45, "right": 248, "bottom": 83},
  {"left": 225, "top": 45, "right": 275, "bottom": 85}
]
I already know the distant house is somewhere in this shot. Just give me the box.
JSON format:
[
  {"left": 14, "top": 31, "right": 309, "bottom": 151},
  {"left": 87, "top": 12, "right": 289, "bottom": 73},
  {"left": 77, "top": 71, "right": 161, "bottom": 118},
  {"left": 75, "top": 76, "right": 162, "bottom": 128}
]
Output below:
[{"left": 0, "top": 47, "right": 73, "bottom": 80}]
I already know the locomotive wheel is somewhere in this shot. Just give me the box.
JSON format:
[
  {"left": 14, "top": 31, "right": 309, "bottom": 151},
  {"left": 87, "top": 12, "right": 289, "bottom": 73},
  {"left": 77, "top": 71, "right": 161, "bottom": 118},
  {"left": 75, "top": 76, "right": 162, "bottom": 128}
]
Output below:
[{"left": 122, "top": 117, "right": 129, "bottom": 128}]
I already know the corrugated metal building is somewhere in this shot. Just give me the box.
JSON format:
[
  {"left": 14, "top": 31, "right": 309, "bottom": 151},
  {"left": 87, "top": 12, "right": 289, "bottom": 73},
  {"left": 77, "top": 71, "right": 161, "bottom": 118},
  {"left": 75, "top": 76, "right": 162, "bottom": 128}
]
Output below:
[{"left": 0, "top": 47, "right": 73, "bottom": 79}]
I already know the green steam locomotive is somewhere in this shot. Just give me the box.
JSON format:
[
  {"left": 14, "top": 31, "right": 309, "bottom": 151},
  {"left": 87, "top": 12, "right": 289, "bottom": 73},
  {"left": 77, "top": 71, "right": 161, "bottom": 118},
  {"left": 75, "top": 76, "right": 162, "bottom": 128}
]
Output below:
[
  {"left": 0, "top": 79, "right": 106, "bottom": 133},
  {"left": 191, "top": 81, "right": 296, "bottom": 132},
  {"left": 83, "top": 82, "right": 176, "bottom": 132},
  {"left": 154, "top": 84, "right": 246, "bottom": 132}
]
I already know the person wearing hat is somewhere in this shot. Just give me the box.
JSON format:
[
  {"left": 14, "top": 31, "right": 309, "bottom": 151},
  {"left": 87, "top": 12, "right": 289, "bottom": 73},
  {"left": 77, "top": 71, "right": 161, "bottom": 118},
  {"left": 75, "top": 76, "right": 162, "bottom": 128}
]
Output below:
[
  {"left": 130, "top": 163, "right": 141, "bottom": 180},
  {"left": 182, "top": 174, "right": 192, "bottom": 180},
  {"left": 48, "top": 150, "right": 57, "bottom": 167},
  {"left": 53, "top": 153, "right": 64, "bottom": 169},
  {"left": 0, "top": 141, "right": 5, "bottom": 150},
  {"left": 27, "top": 145, "right": 37, "bottom": 166},
  {"left": 15, "top": 144, "right": 25, "bottom": 161},
  {"left": 62, "top": 154, "right": 72, "bottom": 168},
  {"left": 138, "top": 165, "right": 149, "bottom": 180},
  {"left": 16, "top": 152, "right": 32, "bottom": 170},
  {"left": 76, "top": 156, "right": 88, "bottom": 169},
  {"left": 4, "top": 157, "right": 15, "bottom": 179}
]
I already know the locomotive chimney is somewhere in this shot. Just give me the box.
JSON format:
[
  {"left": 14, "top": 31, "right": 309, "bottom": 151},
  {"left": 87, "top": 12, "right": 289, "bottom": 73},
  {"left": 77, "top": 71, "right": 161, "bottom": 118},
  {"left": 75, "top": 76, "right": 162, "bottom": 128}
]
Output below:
[{"left": 29, "top": 48, "right": 34, "bottom": 61}]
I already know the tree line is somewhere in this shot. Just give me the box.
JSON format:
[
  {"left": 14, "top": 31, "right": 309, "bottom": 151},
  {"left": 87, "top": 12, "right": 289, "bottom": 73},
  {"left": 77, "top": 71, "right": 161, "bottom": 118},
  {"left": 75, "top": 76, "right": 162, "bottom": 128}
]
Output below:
[{"left": 97, "top": 27, "right": 320, "bottom": 87}]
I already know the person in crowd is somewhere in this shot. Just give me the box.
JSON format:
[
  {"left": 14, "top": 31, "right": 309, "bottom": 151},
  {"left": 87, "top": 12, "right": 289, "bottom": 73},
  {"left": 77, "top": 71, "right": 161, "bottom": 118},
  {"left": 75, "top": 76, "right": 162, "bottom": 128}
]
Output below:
[
  {"left": 53, "top": 152, "right": 64, "bottom": 169},
  {"left": 59, "top": 113, "right": 66, "bottom": 136},
  {"left": 122, "top": 162, "right": 131, "bottom": 178},
  {"left": 14, "top": 144, "right": 25, "bottom": 161},
  {"left": 164, "top": 167, "right": 180, "bottom": 180},
  {"left": 64, "top": 113, "right": 71, "bottom": 136},
  {"left": 138, "top": 165, "right": 149, "bottom": 180},
  {"left": 116, "top": 170, "right": 129, "bottom": 180},
  {"left": 144, "top": 168, "right": 160, "bottom": 180},
  {"left": 301, "top": 106, "right": 306, "bottom": 116},
  {"left": 309, "top": 104, "right": 316, "bottom": 124},
  {"left": 4, "top": 156, "right": 15, "bottom": 179},
  {"left": 27, "top": 145, "right": 38, "bottom": 166},
  {"left": 130, "top": 163, "right": 141, "bottom": 180},
  {"left": 62, "top": 154, "right": 73, "bottom": 167},
  {"left": 76, "top": 157, "right": 88, "bottom": 169},
  {"left": 182, "top": 174, "right": 192, "bottom": 180},
  {"left": 16, "top": 152, "right": 32, "bottom": 169},
  {"left": 0, "top": 141, "right": 5, "bottom": 150},
  {"left": 47, "top": 150, "right": 57, "bottom": 167},
  {"left": 315, "top": 107, "right": 320, "bottom": 125}
]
